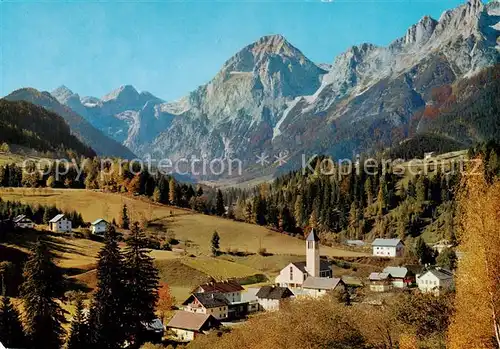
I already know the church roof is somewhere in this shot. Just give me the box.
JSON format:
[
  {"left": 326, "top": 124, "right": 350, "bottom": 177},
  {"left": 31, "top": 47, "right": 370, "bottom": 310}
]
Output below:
[
  {"left": 291, "top": 260, "right": 330, "bottom": 273},
  {"left": 303, "top": 277, "right": 343, "bottom": 290},
  {"left": 306, "top": 229, "right": 319, "bottom": 241}
]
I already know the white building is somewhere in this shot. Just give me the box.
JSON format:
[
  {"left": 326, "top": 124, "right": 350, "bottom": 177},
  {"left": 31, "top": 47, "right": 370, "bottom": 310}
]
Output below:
[
  {"left": 275, "top": 229, "right": 332, "bottom": 288},
  {"left": 91, "top": 219, "right": 108, "bottom": 235},
  {"left": 255, "top": 286, "right": 294, "bottom": 311},
  {"left": 416, "top": 268, "right": 454, "bottom": 296},
  {"left": 13, "top": 215, "right": 35, "bottom": 229},
  {"left": 167, "top": 311, "right": 220, "bottom": 342},
  {"left": 48, "top": 214, "right": 72, "bottom": 233},
  {"left": 372, "top": 238, "right": 404, "bottom": 257},
  {"left": 301, "top": 277, "right": 345, "bottom": 298}
]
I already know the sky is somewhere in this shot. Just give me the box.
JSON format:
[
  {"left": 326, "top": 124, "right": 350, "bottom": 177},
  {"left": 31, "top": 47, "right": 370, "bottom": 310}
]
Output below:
[{"left": 1, "top": 0, "right": 467, "bottom": 101}]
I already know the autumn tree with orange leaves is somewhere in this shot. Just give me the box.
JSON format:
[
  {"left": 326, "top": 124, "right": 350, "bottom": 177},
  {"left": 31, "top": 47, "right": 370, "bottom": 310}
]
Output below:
[
  {"left": 157, "top": 283, "right": 175, "bottom": 323},
  {"left": 448, "top": 163, "right": 500, "bottom": 349}
]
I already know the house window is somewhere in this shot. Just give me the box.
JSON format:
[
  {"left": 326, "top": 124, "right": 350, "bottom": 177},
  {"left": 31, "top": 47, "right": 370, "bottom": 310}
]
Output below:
[{"left": 290, "top": 266, "right": 293, "bottom": 280}]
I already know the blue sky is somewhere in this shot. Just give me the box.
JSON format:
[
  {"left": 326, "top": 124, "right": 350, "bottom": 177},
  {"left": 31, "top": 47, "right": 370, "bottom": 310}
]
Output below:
[{"left": 1, "top": 0, "right": 466, "bottom": 101}]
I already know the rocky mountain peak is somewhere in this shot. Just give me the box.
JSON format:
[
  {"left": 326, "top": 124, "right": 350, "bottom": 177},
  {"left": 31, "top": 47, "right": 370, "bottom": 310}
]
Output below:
[
  {"left": 250, "top": 34, "right": 297, "bottom": 57},
  {"left": 101, "top": 84, "right": 139, "bottom": 102},
  {"left": 52, "top": 85, "right": 77, "bottom": 104},
  {"left": 403, "top": 15, "right": 438, "bottom": 46}
]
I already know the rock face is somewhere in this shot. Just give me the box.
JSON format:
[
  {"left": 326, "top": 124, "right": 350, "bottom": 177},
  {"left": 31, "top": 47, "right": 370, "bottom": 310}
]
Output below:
[{"left": 52, "top": 0, "right": 499, "bottom": 177}]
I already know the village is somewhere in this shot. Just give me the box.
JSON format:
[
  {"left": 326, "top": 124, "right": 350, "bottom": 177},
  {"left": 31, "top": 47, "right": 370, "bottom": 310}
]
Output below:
[{"left": 4, "top": 212, "right": 458, "bottom": 344}]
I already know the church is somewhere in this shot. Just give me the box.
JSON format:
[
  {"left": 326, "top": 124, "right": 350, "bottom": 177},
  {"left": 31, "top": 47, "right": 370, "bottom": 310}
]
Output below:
[{"left": 275, "top": 229, "right": 334, "bottom": 289}]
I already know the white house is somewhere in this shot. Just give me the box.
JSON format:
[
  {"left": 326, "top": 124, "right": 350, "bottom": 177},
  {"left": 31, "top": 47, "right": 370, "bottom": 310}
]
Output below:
[
  {"left": 13, "top": 215, "right": 35, "bottom": 229},
  {"left": 372, "top": 238, "right": 404, "bottom": 257},
  {"left": 275, "top": 229, "right": 332, "bottom": 288},
  {"left": 255, "top": 286, "right": 294, "bottom": 311},
  {"left": 416, "top": 268, "right": 454, "bottom": 296},
  {"left": 91, "top": 219, "right": 108, "bottom": 235},
  {"left": 167, "top": 311, "right": 220, "bottom": 342},
  {"left": 182, "top": 293, "right": 229, "bottom": 320},
  {"left": 48, "top": 214, "right": 72, "bottom": 233},
  {"left": 301, "top": 277, "right": 345, "bottom": 298}
]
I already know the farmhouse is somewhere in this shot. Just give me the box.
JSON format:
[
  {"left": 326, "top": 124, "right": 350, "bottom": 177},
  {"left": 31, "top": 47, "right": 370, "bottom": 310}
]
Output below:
[
  {"left": 301, "top": 277, "right": 345, "bottom": 298},
  {"left": 382, "top": 266, "right": 415, "bottom": 288},
  {"left": 416, "top": 268, "right": 454, "bottom": 295},
  {"left": 167, "top": 311, "right": 220, "bottom": 342},
  {"left": 48, "top": 214, "right": 72, "bottom": 233},
  {"left": 182, "top": 292, "right": 229, "bottom": 320},
  {"left": 193, "top": 280, "right": 244, "bottom": 304},
  {"left": 369, "top": 272, "right": 392, "bottom": 292},
  {"left": 256, "top": 285, "right": 294, "bottom": 311},
  {"left": 91, "top": 218, "right": 108, "bottom": 235},
  {"left": 275, "top": 229, "right": 332, "bottom": 288},
  {"left": 12, "top": 214, "right": 35, "bottom": 229},
  {"left": 193, "top": 280, "right": 250, "bottom": 319},
  {"left": 372, "top": 238, "right": 404, "bottom": 257}
]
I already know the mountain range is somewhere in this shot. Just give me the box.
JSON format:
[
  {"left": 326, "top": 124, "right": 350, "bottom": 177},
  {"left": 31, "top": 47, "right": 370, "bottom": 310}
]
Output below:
[{"left": 5, "top": 0, "right": 499, "bottom": 179}]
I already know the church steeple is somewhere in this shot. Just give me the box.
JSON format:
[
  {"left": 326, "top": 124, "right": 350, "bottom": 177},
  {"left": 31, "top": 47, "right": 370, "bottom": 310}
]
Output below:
[{"left": 306, "top": 228, "right": 320, "bottom": 277}]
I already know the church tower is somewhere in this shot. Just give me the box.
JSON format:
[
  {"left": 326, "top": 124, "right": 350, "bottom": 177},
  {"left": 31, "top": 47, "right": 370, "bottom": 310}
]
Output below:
[{"left": 306, "top": 228, "right": 320, "bottom": 277}]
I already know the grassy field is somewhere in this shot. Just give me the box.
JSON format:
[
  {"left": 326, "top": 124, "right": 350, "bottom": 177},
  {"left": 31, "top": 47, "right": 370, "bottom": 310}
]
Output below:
[
  {"left": 0, "top": 188, "right": 365, "bottom": 258},
  {"left": 0, "top": 188, "right": 367, "bottom": 304}
]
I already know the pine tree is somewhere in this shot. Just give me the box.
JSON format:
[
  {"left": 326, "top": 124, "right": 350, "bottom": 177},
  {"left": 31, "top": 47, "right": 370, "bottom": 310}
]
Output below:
[
  {"left": 168, "top": 178, "right": 176, "bottom": 205},
  {"left": 377, "top": 185, "right": 385, "bottom": 217},
  {"left": 123, "top": 222, "right": 159, "bottom": 345},
  {"left": 120, "top": 204, "right": 130, "bottom": 229},
  {"left": 67, "top": 297, "right": 88, "bottom": 349},
  {"left": 294, "top": 195, "right": 304, "bottom": 227},
  {"left": 211, "top": 231, "right": 220, "bottom": 256},
  {"left": 21, "top": 239, "right": 65, "bottom": 349},
  {"left": 152, "top": 186, "right": 161, "bottom": 203},
  {"left": 196, "top": 185, "right": 204, "bottom": 197},
  {"left": 215, "top": 189, "right": 225, "bottom": 216},
  {"left": 364, "top": 177, "right": 373, "bottom": 205},
  {"left": 415, "top": 237, "right": 436, "bottom": 265},
  {"left": 0, "top": 296, "right": 26, "bottom": 348},
  {"left": 88, "top": 225, "right": 128, "bottom": 349}
]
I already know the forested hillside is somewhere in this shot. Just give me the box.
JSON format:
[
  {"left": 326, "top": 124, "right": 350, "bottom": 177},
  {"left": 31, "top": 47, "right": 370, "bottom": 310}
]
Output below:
[
  {"left": 4, "top": 88, "right": 137, "bottom": 159},
  {"left": 0, "top": 99, "right": 96, "bottom": 158},
  {"left": 224, "top": 142, "right": 500, "bottom": 246}
]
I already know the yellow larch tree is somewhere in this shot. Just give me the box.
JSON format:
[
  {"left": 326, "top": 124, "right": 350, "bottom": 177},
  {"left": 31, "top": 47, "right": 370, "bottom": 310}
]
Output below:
[{"left": 448, "top": 163, "right": 500, "bottom": 349}]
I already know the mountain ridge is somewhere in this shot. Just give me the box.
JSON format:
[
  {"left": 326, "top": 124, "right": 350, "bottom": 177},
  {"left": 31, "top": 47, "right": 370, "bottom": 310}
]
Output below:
[{"left": 45, "top": 0, "right": 499, "bottom": 178}]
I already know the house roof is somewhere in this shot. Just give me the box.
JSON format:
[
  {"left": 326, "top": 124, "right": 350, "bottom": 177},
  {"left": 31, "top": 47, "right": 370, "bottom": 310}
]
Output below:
[
  {"left": 291, "top": 260, "right": 330, "bottom": 273},
  {"left": 306, "top": 229, "right": 319, "bottom": 242},
  {"left": 196, "top": 280, "right": 244, "bottom": 293},
  {"left": 256, "top": 286, "right": 293, "bottom": 300},
  {"left": 383, "top": 266, "right": 409, "bottom": 279},
  {"left": 167, "top": 311, "right": 217, "bottom": 332},
  {"left": 183, "top": 293, "right": 229, "bottom": 308},
  {"left": 302, "top": 277, "right": 343, "bottom": 290},
  {"left": 369, "top": 272, "right": 391, "bottom": 281},
  {"left": 49, "top": 214, "right": 65, "bottom": 223},
  {"left": 421, "top": 268, "right": 454, "bottom": 280},
  {"left": 91, "top": 218, "right": 107, "bottom": 226},
  {"left": 142, "top": 318, "right": 164, "bottom": 332},
  {"left": 372, "top": 238, "right": 403, "bottom": 247},
  {"left": 13, "top": 214, "right": 31, "bottom": 223},
  {"left": 345, "top": 240, "right": 365, "bottom": 247}
]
